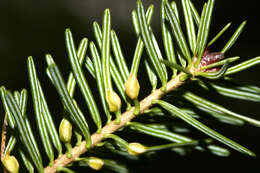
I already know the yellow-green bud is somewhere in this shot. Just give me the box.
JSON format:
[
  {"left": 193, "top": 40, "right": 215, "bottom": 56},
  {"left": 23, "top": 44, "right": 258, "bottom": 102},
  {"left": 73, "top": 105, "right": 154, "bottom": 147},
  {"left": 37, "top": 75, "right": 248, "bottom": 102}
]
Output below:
[
  {"left": 125, "top": 74, "right": 140, "bottom": 100},
  {"left": 106, "top": 90, "right": 121, "bottom": 112},
  {"left": 88, "top": 157, "right": 104, "bottom": 170},
  {"left": 127, "top": 143, "right": 146, "bottom": 156},
  {"left": 59, "top": 119, "right": 72, "bottom": 143},
  {"left": 3, "top": 155, "right": 19, "bottom": 173}
]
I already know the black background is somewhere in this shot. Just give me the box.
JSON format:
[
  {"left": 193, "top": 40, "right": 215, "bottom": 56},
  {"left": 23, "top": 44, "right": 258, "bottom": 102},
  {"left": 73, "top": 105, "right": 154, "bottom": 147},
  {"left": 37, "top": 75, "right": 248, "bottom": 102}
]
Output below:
[{"left": 0, "top": 0, "right": 260, "bottom": 172}]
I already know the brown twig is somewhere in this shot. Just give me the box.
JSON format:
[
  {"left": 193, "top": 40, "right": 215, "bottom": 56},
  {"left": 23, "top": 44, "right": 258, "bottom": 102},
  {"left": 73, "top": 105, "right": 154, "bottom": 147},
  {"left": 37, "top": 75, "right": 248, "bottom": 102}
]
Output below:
[
  {"left": 44, "top": 73, "right": 184, "bottom": 173},
  {"left": 1, "top": 113, "right": 8, "bottom": 161},
  {"left": 1, "top": 113, "right": 8, "bottom": 173}
]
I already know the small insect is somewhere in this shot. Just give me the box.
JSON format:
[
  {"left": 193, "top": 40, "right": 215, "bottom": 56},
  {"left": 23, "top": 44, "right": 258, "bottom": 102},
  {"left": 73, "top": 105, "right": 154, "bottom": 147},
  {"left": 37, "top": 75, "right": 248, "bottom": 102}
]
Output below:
[{"left": 199, "top": 49, "right": 225, "bottom": 72}]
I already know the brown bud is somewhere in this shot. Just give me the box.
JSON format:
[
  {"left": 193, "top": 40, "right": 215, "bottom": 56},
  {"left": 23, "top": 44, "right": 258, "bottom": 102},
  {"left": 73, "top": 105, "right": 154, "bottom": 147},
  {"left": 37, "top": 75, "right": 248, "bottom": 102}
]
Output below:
[
  {"left": 3, "top": 155, "right": 19, "bottom": 173},
  {"left": 59, "top": 119, "right": 72, "bottom": 143},
  {"left": 88, "top": 157, "right": 104, "bottom": 170},
  {"left": 125, "top": 74, "right": 140, "bottom": 100},
  {"left": 106, "top": 90, "right": 121, "bottom": 112},
  {"left": 127, "top": 143, "right": 146, "bottom": 156},
  {"left": 200, "top": 52, "right": 224, "bottom": 66}
]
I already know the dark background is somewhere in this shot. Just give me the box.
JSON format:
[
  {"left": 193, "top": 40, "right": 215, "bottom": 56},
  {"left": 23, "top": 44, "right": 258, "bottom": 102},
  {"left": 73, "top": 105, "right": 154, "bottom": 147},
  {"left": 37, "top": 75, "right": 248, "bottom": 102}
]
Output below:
[{"left": 0, "top": 0, "right": 260, "bottom": 172}]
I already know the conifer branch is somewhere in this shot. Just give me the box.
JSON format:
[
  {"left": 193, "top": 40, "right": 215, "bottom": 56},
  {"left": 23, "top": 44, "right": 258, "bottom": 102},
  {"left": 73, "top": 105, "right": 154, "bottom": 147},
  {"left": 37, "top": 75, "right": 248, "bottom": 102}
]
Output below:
[
  {"left": 1, "top": 0, "right": 260, "bottom": 172},
  {"left": 44, "top": 73, "right": 185, "bottom": 173}
]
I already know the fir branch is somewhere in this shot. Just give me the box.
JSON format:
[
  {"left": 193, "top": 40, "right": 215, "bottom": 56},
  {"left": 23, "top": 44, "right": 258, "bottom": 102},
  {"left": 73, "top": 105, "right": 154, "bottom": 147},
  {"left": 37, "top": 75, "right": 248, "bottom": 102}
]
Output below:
[
  {"left": 44, "top": 73, "right": 185, "bottom": 173},
  {"left": 1, "top": 0, "right": 260, "bottom": 172}
]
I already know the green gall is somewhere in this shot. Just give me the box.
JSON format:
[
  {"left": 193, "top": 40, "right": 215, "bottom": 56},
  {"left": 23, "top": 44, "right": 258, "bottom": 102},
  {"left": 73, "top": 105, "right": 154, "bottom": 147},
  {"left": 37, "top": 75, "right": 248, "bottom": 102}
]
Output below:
[
  {"left": 88, "top": 157, "right": 104, "bottom": 170},
  {"left": 59, "top": 119, "right": 72, "bottom": 143},
  {"left": 106, "top": 90, "right": 122, "bottom": 112},
  {"left": 125, "top": 74, "right": 140, "bottom": 100},
  {"left": 127, "top": 143, "right": 147, "bottom": 156},
  {"left": 3, "top": 155, "right": 19, "bottom": 173}
]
